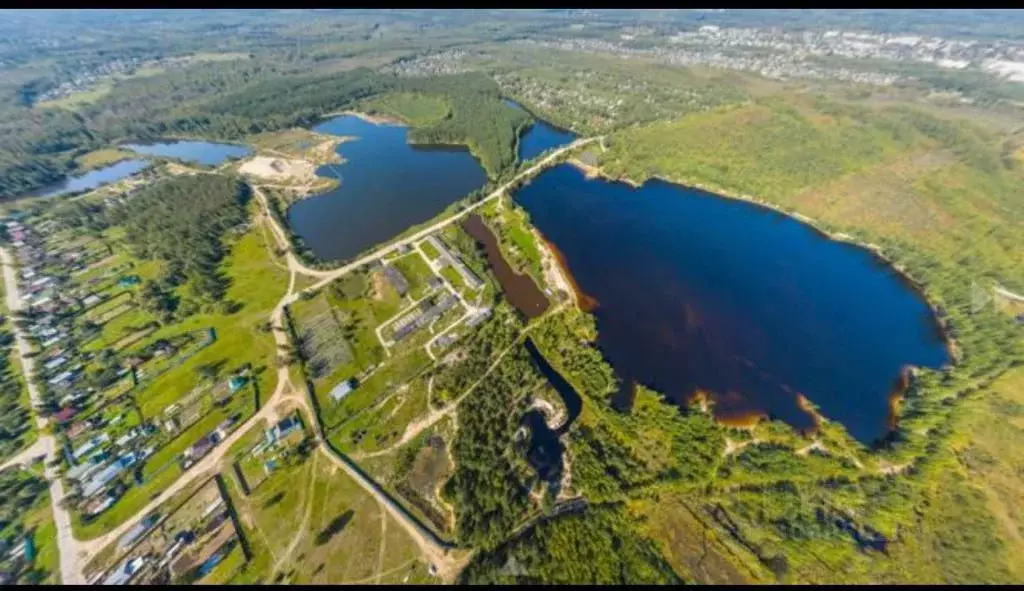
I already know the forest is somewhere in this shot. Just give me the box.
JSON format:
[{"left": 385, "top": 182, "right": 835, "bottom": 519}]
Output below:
[
  {"left": 394, "top": 74, "right": 531, "bottom": 177},
  {"left": 0, "top": 327, "right": 30, "bottom": 461},
  {"left": 0, "top": 63, "right": 531, "bottom": 198},
  {"left": 460, "top": 504, "right": 682, "bottom": 584},
  {"left": 112, "top": 174, "right": 250, "bottom": 305},
  {"left": 0, "top": 468, "right": 51, "bottom": 584},
  {"left": 438, "top": 308, "right": 534, "bottom": 549}
]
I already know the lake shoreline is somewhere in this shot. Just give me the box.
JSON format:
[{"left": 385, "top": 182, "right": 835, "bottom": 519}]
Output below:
[
  {"left": 331, "top": 109, "right": 406, "bottom": 126},
  {"left": 556, "top": 158, "right": 956, "bottom": 444},
  {"left": 564, "top": 158, "right": 958, "bottom": 366}
]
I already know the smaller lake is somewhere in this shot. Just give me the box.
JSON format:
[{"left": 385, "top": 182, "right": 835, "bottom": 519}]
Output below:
[
  {"left": 288, "top": 115, "right": 487, "bottom": 263},
  {"left": 462, "top": 214, "right": 550, "bottom": 319},
  {"left": 31, "top": 159, "right": 150, "bottom": 199},
  {"left": 122, "top": 140, "right": 253, "bottom": 167},
  {"left": 527, "top": 338, "right": 582, "bottom": 436},
  {"left": 504, "top": 99, "right": 578, "bottom": 162},
  {"left": 522, "top": 338, "right": 584, "bottom": 486}
]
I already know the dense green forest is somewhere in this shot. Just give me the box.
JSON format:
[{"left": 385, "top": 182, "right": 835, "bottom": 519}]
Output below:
[
  {"left": 461, "top": 504, "right": 682, "bottom": 584},
  {"left": 0, "top": 468, "right": 51, "bottom": 584},
  {"left": 112, "top": 174, "right": 250, "bottom": 305},
  {"left": 393, "top": 74, "right": 530, "bottom": 177},
  {"left": 439, "top": 309, "right": 535, "bottom": 549},
  {"left": 0, "top": 64, "right": 529, "bottom": 197},
  {"left": 0, "top": 327, "right": 31, "bottom": 461}
]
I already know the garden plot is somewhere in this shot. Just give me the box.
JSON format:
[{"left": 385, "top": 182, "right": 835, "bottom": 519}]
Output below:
[
  {"left": 296, "top": 299, "right": 353, "bottom": 381},
  {"left": 95, "top": 476, "right": 246, "bottom": 585}
]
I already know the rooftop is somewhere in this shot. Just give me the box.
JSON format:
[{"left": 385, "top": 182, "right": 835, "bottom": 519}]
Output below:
[{"left": 329, "top": 379, "right": 356, "bottom": 402}]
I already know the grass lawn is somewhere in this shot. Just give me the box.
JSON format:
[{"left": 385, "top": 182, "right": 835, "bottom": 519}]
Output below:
[
  {"left": 331, "top": 374, "right": 430, "bottom": 454},
  {"left": 225, "top": 449, "right": 428, "bottom": 584},
  {"left": 361, "top": 92, "right": 452, "bottom": 127},
  {"left": 74, "top": 148, "right": 135, "bottom": 171},
  {"left": 391, "top": 252, "right": 436, "bottom": 300},
  {"left": 419, "top": 240, "right": 441, "bottom": 261},
  {"left": 440, "top": 266, "right": 465, "bottom": 293}
]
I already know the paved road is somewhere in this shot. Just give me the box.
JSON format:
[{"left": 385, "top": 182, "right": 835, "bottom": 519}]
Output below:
[{"left": 1, "top": 246, "right": 84, "bottom": 585}]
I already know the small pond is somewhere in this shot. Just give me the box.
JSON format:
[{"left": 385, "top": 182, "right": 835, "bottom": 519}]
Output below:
[
  {"left": 522, "top": 337, "right": 584, "bottom": 485},
  {"left": 31, "top": 159, "right": 150, "bottom": 199},
  {"left": 122, "top": 140, "right": 253, "bottom": 167}
]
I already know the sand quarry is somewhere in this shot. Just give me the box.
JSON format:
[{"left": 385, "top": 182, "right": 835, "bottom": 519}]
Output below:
[{"left": 240, "top": 156, "right": 318, "bottom": 183}]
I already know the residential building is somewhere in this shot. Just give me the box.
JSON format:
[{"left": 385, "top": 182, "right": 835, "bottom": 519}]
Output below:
[
  {"left": 329, "top": 379, "right": 356, "bottom": 403},
  {"left": 382, "top": 265, "right": 409, "bottom": 297}
]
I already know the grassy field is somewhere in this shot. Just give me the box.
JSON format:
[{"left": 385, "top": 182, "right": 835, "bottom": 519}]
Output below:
[
  {"left": 390, "top": 252, "right": 436, "bottom": 300},
  {"left": 630, "top": 493, "right": 770, "bottom": 584},
  {"left": 74, "top": 148, "right": 135, "bottom": 171},
  {"left": 481, "top": 196, "right": 544, "bottom": 282},
  {"left": 360, "top": 92, "right": 452, "bottom": 127},
  {"left": 25, "top": 492, "right": 60, "bottom": 585},
  {"left": 223, "top": 448, "right": 433, "bottom": 584},
  {"left": 330, "top": 374, "right": 431, "bottom": 455},
  {"left": 36, "top": 83, "right": 115, "bottom": 110},
  {"left": 419, "top": 239, "right": 441, "bottom": 261},
  {"left": 940, "top": 367, "right": 1024, "bottom": 580},
  {"left": 132, "top": 225, "right": 288, "bottom": 416}
]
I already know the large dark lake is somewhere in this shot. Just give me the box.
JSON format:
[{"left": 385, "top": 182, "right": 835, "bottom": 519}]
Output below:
[
  {"left": 514, "top": 164, "right": 950, "bottom": 444},
  {"left": 288, "top": 115, "right": 488, "bottom": 262},
  {"left": 122, "top": 140, "right": 253, "bottom": 167}
]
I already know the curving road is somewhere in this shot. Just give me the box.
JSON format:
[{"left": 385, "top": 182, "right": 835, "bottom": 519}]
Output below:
[{"left": 255, "top": 136, "right": 602, "bottom": 283}]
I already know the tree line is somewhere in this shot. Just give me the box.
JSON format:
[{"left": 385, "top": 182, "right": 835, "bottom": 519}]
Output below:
[{"left": 111, "top": 174, "right": 250, "bottom": 306}]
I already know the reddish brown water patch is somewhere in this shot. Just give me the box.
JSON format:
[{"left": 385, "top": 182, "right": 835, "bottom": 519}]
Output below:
[
  {"left": 886, "top": 367, "right": 912, "bottom": 432},
  {"left": 539, "top": 233, "right": 600, "bottom": 312},
  {"left": 462, "top": 214, "right": 550, "bottom": 319}
]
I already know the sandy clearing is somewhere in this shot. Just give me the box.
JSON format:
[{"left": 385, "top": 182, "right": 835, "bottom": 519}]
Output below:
[{"left": 241, "top": 156, "right": 317, "bottom": 183}]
